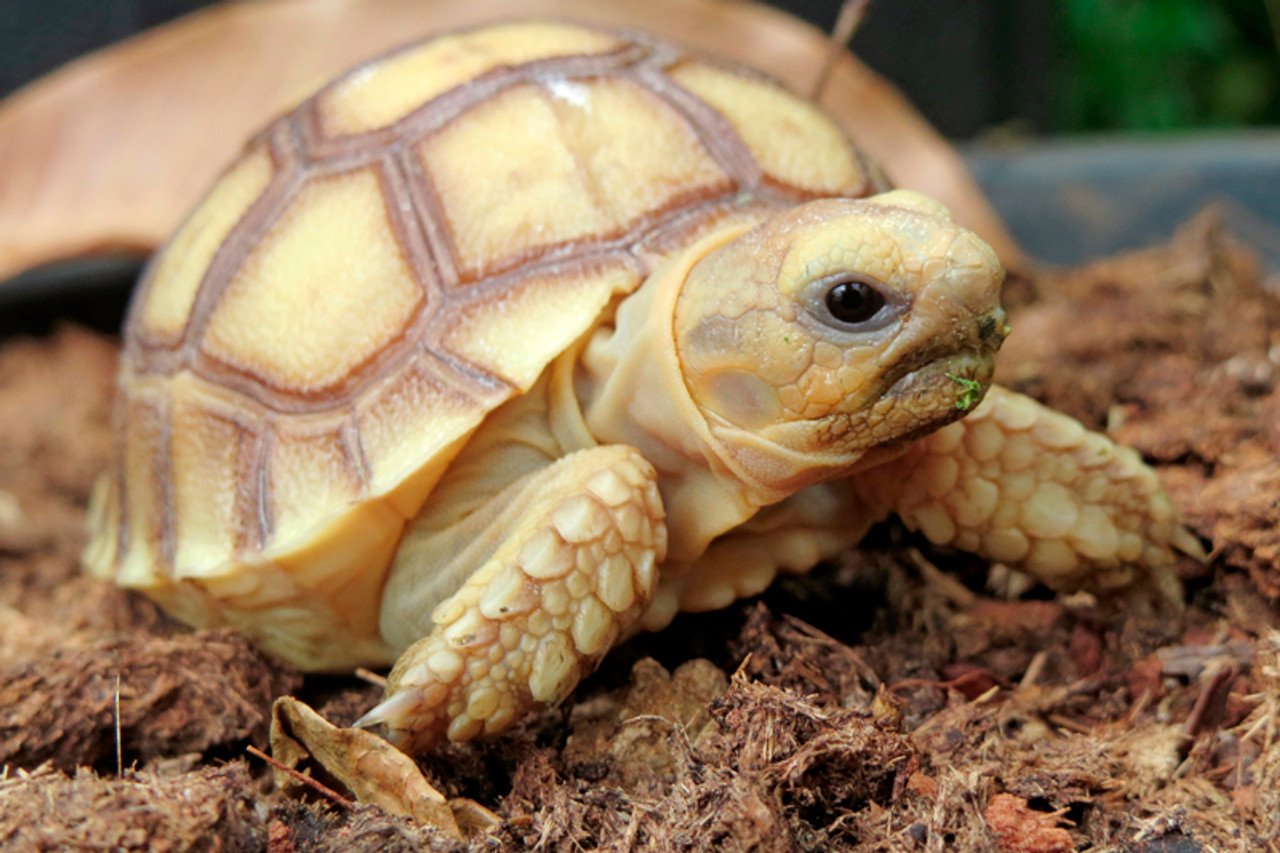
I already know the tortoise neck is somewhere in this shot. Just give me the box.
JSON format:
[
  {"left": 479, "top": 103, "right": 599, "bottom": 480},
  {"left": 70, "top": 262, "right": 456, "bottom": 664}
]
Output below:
[{"left": 571, "top": 225, "right": 774, "bottom": 562}]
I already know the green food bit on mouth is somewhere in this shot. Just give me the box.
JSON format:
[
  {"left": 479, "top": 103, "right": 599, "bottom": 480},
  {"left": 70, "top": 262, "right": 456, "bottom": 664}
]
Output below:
[{"left": 947, "top": 374, "right": 983, "bottom": 412}]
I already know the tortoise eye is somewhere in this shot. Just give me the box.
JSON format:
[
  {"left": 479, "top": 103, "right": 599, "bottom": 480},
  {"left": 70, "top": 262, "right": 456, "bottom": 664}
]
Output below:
[{"left": 824, "top": 277, "right": 888, "bottom": 326}]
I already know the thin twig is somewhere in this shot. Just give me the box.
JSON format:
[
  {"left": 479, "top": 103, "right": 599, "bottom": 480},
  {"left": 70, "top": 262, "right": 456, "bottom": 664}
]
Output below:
[
  {"left": 1266, "top": 0, "right": 1280, "bottom": 61},
  {"left": 355, "top": 667, "right": 387, "bottom": 687},
  {"left": 1183, "top": 664, "right": 1239, "bottom": 739},
  {"left": 0, "top": 762, "right": 55, "bottom": 791},
  {"left": 245, "top": 745, "right": 354, "bottom": 810},
  {"left": 1124, "top": 687, "right": 1153, "bottom": 728},
  {"left": 811, "top": 0, "right": 871, "bottom": 100},
  {"left": 908, "top": 548, "right": 979, "bottom": 607},
  {"left": 1018, "top": 651, "right": 1049, "bottom": 690},
  {"left": 1046, "top": 714, "right": 1094, "bottom": 735},
  {"left": 1236, "top": 703, "right": 1273, "bottom": 745},
  {"left": 970, "top": 684, "right": 1001, "bottom": 705},
  {"left": 114, "top": 673, "right": 123, "bottom": 777}
]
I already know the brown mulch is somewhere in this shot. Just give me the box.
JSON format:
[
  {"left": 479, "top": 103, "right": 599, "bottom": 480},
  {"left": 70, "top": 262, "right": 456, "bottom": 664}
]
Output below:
[
  {"left": 2, "top": 212, "right": 1279, "bottom": 852},
  {"left": 0, "top": 629, "right": 300, "bottom": 773},
  {"left": 1, "top": 763, "right": 267, "bottom": 852}
]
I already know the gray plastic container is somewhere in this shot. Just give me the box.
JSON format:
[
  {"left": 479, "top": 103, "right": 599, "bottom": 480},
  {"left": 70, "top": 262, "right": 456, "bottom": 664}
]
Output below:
[{"left": 966, "top": 132, "right": 1280, "bottom": 268}]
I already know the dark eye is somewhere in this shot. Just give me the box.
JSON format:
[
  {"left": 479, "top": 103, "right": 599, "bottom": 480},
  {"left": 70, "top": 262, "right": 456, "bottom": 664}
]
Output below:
[{"left": 825, "top": 278, "right": 887, "bottom": 325}]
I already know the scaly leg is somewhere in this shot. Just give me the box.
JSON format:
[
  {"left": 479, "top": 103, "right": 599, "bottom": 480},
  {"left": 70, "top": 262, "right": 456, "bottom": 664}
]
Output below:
[
  {"left": 851, "top": 385, "right": 1202, "bottom": 602},
  {"left": 638, "top": 480, "right": 874, "bottom": 633},
  {"left": 359, "top": 445, "right": 665, "bottom": 752}
]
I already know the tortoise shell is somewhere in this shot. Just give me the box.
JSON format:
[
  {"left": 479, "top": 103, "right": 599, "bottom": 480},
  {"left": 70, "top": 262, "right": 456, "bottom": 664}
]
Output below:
[{"left": 83, "top": 21, "right": 883, "bottom": 668}]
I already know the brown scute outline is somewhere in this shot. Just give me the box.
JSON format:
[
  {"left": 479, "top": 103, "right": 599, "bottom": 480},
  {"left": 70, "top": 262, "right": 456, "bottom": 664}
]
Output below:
[
  {"left": 241, "top": 409, "right": 370, "bottom": 554},
  {"left": 166, "top": 378, "right": 266, "bottom": 567},
  {"left": 629, "top": 64, "right": 763, "bottom": 188},
  {"left": 183, "top": 160, "right": 434, "bottom": 409},
  {"left": 439, "top": 250, "right": 646, "bottom": 313},
  {"left": 120, "top": 123, "right": 291, "bottom": 369},
  {"left": 338, "top": 413, "right": 373, "bottom": 495},
  {"left": 107, "top": 374, "right": 133, "bottom": 576},
  {"left": 429, "top": 251, "right": 647, "bottom": 387},
  {"left": 444, "top": 181, "right": 740, "bottom": 286},
  {"left": 397, "top": 140, "right": 461, "bottom": 289},
  {"left": 240, "top": 424, "right": 272, "bottom": 554},
  {"left": 155, "top": 391, "right": 176, "bottom": 574},
  {"left": 630, "top": 195, "right": 792, "bottom": 262},
  {"left": 177, "top": 114, "right": 335, "bottom": 362},
  {"left": 404, "top": 70, "right": 745, "bottom": 287}
]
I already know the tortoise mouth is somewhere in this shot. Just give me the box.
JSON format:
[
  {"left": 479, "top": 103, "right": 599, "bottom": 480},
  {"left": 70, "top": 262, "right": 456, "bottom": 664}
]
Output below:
[
  {"left": 879, "top": 307, "right": 1006, "bottom": 410},
  {"left": 878, "top": 350, "right": 996, "bottom": 442},
  {"left": 887, "top": 350, "right": 991, "bottom": 398}
]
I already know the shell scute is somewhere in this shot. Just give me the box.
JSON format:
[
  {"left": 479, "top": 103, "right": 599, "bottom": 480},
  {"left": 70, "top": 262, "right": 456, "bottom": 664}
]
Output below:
[
  {"left": 553, "top": 78, "right": 732, "bottom": 225},
  {"left": 440, "top": 260, "right": 641, "bottom": 390},
  {"left": 670, "top": 62, "right": 865, "bottom": 196},
  {"left": 169, "top": 372, "right": 259, "bottom": 573},
  {"left": 199, "top": 167, "right": 426, "bottom": 395},
  {"left": 116, "top": 385, "right": 169, "bottom": 585},
  {"left": 317, "top": 22, "right": 627, "bottom": 137},
  {"left": 267, "top": 418, "right": 366, "bottom": 553},
  {"left": 137, "top": 146, "right": 276, "bottom": 344},
  {"left": 418, "top": 78, "right": 728, "bottom": 280}
]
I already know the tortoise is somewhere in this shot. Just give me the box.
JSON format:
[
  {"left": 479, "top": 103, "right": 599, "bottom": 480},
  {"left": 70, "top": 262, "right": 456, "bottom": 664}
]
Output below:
[{"left": 83, "top": 21, "right": 1196, "bottom": 753}]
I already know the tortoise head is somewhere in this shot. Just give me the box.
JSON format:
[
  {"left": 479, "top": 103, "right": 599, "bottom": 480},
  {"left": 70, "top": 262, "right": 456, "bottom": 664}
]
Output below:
[{"left": 674, "top": 190, "right": 1007, "bottom": 497}]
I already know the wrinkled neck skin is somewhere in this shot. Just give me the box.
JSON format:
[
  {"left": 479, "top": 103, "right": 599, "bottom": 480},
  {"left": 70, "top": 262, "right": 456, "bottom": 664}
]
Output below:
[{"left": 576, "top": 225, "right": 870, "bottom": 563}]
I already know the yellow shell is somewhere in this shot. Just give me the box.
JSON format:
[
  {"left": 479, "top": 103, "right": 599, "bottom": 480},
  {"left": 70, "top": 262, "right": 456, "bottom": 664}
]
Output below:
[{"left": 82, "top": 21, "right": 880, "bottom": 669}]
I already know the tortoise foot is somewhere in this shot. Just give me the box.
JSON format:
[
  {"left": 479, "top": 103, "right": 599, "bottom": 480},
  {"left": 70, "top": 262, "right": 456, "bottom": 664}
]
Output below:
[
  {"left": 853, "top": 385, "right": 1200, "bottom": 604},
  {"left": 360, "top": 445, "right": 665, "bottom": 752}
]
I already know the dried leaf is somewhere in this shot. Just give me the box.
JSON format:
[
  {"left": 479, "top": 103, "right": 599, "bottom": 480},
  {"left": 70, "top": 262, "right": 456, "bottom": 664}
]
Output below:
[{"left": 269, "top": 696, "right": 461, "bottom": 839}]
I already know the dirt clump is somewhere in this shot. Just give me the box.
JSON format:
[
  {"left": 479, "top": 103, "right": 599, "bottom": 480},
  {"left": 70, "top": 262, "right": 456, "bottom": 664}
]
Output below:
[{"left": 1, "top": 628, "right": 300, "bottom": 773}]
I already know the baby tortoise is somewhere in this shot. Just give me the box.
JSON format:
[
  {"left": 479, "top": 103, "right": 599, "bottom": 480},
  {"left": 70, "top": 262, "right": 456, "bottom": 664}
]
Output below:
[{"left": 83, "top": 22, "right": 1197, "bottom": 752}]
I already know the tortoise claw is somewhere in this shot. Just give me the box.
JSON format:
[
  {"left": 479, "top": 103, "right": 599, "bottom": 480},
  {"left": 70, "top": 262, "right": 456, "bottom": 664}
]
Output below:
[
  {"left": 354, "top": 689, "right": 420, "bottom": 735},
  {"left": 1172, "top": 524, "right": 1208, "bottom": 563}
]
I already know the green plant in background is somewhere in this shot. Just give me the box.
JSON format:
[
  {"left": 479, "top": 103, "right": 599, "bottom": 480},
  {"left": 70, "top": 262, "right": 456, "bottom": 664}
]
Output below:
[{"left": 1062, "top": 0, "right": 1280, "bottom": 130}]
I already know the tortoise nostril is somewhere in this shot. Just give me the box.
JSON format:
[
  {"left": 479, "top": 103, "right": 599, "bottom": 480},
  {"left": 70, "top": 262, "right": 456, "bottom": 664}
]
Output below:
[
  {"left": 978, "top": 315, "right": 997, "bottom": 340},
  {"left": 977, "top": 311, "right": 1009, "bottom": 347}
]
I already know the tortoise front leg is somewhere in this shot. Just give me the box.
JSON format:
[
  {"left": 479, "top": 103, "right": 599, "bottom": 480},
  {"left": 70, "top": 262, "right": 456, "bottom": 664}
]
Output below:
[
  {"left": 359, "top": 445, "right": 665, "bottom": 752},
  {"left": 852, "top": 385, "right": 1202, "bottom": 602}
]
